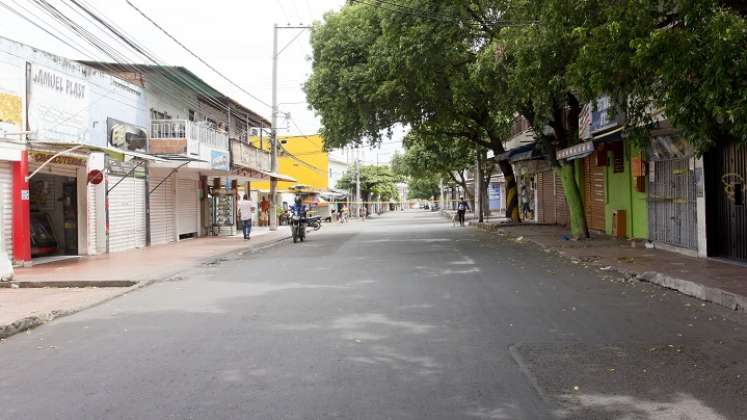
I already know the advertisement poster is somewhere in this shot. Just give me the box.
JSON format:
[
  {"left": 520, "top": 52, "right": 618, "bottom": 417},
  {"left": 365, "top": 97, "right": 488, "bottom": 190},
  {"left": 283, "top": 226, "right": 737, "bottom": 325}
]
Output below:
[
  {"left": 210, "top": 150, "right": 229, "bottom": 171},
  {"left": 0, "top": 92, "right": 22, "bottom": 134},
  {"left": 488, "top": 183, "right": 502, "bottom": 211},
  {"left": 28, "top": 64, "right": 90, "bottom": 143},
  {"left": 107, "top": 118, "right": 147, "bottom": 153}
]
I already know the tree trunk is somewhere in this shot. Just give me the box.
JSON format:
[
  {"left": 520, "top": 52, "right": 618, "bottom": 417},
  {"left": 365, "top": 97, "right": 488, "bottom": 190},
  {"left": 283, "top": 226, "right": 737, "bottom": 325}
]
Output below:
[
  {"left": 558, "top": 162, "right": 589, "bottom": 239},
  {"left": 497, "top": 160, "right": 520, "bottom": 222},
  {"left": 483, "top": 161, "right": 494, "bottom": 217}
]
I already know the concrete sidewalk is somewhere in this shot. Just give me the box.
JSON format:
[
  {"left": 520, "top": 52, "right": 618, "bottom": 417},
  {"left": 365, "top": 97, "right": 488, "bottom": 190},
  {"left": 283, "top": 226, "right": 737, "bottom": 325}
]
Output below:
[
  {"left": 0, "top": 229, "right": 291, "bottom": 339},
  {"left": 471, "top": 221, "right": 747, "bottom": 312}
]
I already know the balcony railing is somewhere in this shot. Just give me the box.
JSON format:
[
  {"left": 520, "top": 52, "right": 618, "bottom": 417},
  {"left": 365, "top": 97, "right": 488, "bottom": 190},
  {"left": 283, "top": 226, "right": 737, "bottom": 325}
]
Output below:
[
  {"left": 230, "top": 139, "right": 271, "bottom": 172},
  {"left": 150, "top": 119, "right": 229, "bottom": 155}
]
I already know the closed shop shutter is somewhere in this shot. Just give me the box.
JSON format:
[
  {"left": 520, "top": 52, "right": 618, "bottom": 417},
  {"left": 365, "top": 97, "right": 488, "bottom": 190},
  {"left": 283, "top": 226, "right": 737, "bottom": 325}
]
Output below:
[
  {"left": 584, "top": 155, "right": 606, "bottom": 232},
  {"left": 648, "top": 157, "right": 697, "bottom": 250},
  {"left": 538, "top": 170, "right": 556, "bottom": 224},
  {"left": 108, "top": 175, "right": 146, "bottom": 253},
  {"left": 0, "top": 162, "right": 13, "bottom": 262},
  {"left": 150, "top": 174, "right": 176, "bottom": 245},
  {"left": 176, "top": 178, "right": 199, "bottom": 236},
  {"left": 554, "top": 172, "right": 569, "bottom": 227},
  {"left": 87, "top": 184, "right": 97, "bottom": 255}
]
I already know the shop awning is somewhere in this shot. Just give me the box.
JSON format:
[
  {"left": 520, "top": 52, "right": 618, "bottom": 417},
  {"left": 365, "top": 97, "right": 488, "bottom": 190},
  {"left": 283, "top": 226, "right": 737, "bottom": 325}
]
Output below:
[
  {"left": 265, "top": 171, "right": 296, "bottom": 183},
  {"left": 29, "top": 141, "right": 166, "bottom": 162},
  {"left": 494, "top": 142, "right": 542, "bottom": 162},
  {"left": 152, "top": 154, "right": 208, "bottom": 163},
  {"left": 556, "top": 141, "right": 595, "bottom": 161}
]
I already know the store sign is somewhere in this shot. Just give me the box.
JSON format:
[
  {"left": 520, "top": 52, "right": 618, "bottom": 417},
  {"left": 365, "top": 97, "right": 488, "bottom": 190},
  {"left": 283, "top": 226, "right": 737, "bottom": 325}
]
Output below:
[
  {"left": 591, "top": 95, "right": 625, "bottom": 134},
  {"left": 108, "top": 159, "right": 145, "bottom": 178},
  {"left": 107, "top": 118, "right": 147, "bottom": 153},
  {"left": 557, "top": 141, "right": 595, "bottom": 161},
  {"left": 29, "top": 151, "right": 85, "bottom": 167},
  {"left": 28, "top": 64, "right": 90, "bottom": 143},
  {"left": 210, "top": 150, "right": 229, "bottom": 171}
]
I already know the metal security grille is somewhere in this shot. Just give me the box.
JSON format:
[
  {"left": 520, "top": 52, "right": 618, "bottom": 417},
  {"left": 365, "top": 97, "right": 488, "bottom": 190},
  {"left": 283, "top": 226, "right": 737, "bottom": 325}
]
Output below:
[{"left": 647, "top": 157, "right": 697, "bottom": 250}]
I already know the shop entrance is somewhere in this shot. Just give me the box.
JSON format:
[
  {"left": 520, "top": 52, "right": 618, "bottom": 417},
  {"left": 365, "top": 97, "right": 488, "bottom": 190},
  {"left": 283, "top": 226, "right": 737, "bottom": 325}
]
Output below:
[{"left": 29, "top": 172, "right": 79, "bottom": 258}]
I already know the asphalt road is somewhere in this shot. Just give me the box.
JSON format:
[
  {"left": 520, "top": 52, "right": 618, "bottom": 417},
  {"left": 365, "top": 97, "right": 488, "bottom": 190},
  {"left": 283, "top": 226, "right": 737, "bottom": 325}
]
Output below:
[{"left": 1, "top": 211, "right": 746, "bottom": 420}]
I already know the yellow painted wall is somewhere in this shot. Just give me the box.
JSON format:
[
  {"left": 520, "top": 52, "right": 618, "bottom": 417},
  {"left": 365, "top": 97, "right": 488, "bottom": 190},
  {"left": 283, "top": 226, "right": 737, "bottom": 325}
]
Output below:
[{"left": 253, "top": 134, "right": 329, "bottom": 192}]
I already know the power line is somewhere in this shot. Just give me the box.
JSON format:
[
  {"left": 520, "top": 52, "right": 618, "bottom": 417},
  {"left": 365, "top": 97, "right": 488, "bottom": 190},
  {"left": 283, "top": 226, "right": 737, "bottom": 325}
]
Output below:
[{"left": 125, "top": 0, "right": 272, "bottom": 109}]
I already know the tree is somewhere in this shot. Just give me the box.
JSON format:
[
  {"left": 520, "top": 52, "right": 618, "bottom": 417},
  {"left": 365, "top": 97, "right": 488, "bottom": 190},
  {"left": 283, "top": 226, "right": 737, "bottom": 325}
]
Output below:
[
  {"left": 336, "top": 164, "right": 399, "bottom": 209},
  {"left": 399, "top": 132, "right": 476, "bottom": 203},
  {"left": 408, "top": 176, "right": 441, "bottom": 201},
  {"left": 570, "top": 0, "right": 747, "bottom": 152},
  {"left": 306, "top": 1, "right": 521, "bottom": 221}
]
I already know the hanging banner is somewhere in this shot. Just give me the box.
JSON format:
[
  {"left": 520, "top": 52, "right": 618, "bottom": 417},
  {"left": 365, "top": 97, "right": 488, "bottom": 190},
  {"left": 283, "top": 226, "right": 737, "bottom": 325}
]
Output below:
[{"left": 28, "top": 64, "right": 89, "bottom": 143}]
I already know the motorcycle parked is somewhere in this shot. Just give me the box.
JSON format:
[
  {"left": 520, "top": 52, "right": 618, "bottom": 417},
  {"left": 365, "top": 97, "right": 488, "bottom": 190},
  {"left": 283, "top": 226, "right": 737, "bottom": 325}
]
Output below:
[{"left": 308, "top": 216, "right": 322, "bottom": 231}]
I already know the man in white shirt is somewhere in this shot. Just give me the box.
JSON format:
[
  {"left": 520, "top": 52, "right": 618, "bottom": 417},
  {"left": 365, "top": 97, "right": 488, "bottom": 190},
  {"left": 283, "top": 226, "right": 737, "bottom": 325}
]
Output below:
[{"left": 238, "top": 194, "right": 257, "bottom": 240}]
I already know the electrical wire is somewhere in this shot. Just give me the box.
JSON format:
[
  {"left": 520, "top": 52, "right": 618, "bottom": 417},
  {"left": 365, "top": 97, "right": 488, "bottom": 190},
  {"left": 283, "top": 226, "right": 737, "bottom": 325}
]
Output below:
[{"left": 125, "top": 0, "right": 272, "bottom": 109}]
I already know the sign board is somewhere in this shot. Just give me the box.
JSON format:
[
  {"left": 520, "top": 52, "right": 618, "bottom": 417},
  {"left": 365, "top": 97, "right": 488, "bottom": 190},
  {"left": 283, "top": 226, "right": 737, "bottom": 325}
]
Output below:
[
  {"left": 28, "top": 64, "right": 90, "bottom": 143},
  {"left": 0, "top": 92, "right": 22, "bottom": 135},
  {"left": 107, "top": 118, "right": 147, "bottom": 153},
  {"left": 210, "top": 150, "right": 229, "bottom": 171},
  {"left": 591, "top": 95, "right": 625, "bottom": 134},
  {"left": 87, "top": 169, "right": 104, "bottom": 185},
  {"left": 29, "top": 151, "right": 85, "bottom": 167},
  {"left": 488, "top": 183, "right": 502, "bottom": 210},
  {"left": 557, "top": 141, "right": 595, "bottom": 161}
]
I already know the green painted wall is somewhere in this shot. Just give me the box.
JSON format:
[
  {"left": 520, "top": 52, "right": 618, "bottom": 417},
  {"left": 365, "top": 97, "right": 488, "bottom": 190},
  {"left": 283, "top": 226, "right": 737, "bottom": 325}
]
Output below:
[{"left": 604, "top": 142, "right": 648, "bottom": 239}]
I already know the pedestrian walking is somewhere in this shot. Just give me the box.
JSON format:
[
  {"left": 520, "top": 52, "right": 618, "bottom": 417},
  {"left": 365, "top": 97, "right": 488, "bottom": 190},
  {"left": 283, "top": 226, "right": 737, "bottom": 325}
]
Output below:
[
  {"left": 341, "top": 205, "right": 349, "bottom": 223},
  {"left": 238, "top": 194, "right": 257, "bottom": 239},
  {"left": 456, "top": 196, "right": 469, "bottom": 227},
  {"left": 360, "top": 206, "right": 368, "bottom": 221}
]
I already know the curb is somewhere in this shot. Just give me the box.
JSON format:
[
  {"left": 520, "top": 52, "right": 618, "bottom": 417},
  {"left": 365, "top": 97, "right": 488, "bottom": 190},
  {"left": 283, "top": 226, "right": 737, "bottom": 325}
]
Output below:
[
  {"left": 0, "top": 234, "right": 293, "bottom": 341},
  {"left": 0, "top": 280, "right": 152, "bottom": 340},
  {"left": 474, "top": 223, "right": 747, "bottom": 313}
]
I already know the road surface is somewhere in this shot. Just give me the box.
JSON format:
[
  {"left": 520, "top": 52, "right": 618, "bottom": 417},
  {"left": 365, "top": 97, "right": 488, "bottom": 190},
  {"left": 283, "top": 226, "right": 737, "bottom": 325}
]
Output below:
[{"left": 1, "top": 211, "right": 745, "bottom": 419}]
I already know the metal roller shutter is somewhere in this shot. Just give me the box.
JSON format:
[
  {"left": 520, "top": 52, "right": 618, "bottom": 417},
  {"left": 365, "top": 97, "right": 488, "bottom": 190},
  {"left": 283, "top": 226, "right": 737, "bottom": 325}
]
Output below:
[
  {"left": 0, "top": 162, "right": 13, "bottom": 262},
  {"left": 176, "top": 178, "right": 199, "bottom": 236},
  {"left": 149, "top": 174, "right": 176, "bottom": 245},
  {"left": 583, "top": 155, "right": 606, "bottom": 232},
  {"left": 538, "top": 170, "right": 556, "bottom": 224},
  {"left": 108, "top": 175, "right": 146, "bottom": 253},
  {"left": 648, "top": 157, "right": 697, "bottom": 250}
]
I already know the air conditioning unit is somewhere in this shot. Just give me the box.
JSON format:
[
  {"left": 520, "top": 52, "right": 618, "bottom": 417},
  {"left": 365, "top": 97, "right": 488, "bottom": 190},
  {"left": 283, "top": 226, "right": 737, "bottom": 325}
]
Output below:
[{"left": 612, "top": 209, "right": 627, "bottom": 239}]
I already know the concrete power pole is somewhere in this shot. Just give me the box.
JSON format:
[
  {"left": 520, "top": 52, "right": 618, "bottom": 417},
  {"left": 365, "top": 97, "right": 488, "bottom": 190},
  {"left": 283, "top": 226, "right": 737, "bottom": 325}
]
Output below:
[
  {"left": 355, "top": 148, "right": 361, "bottom": 218},
  {"left": 269, "top": 23, "right": 279, "bottom": 231},
  {"left": 475, "top": 146, "right": 483, "bottom": 223}
]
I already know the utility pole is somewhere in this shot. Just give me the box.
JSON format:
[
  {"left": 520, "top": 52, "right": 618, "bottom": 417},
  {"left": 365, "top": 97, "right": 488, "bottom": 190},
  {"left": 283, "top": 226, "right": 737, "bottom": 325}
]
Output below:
[
  {"left": 355, "top": 147, "right": 361, "bottom": 218},
  {"left": 270, "top": 23, "right": 311, "bottom": 231},
  {"left": 269, "top": 23, "right": 279, "bottom": 231},
  {"left": 475, "top": 146, "right": 483, "bottom": 223}
]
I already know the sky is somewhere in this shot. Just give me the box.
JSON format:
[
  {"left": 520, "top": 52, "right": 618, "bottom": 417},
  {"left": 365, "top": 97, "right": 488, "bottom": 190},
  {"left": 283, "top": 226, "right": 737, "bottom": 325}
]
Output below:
[{"left": 0, "top": 0, "right": 403, "bottom": 163}]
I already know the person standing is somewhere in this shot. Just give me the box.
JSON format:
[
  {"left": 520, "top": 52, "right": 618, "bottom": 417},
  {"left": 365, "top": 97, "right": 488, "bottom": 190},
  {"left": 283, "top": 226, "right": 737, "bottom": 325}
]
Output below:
[
  {"left": 259, "top": 197, "right": 270, "bottom": 226},
  {"left": 456, "top": 196, "right": 470, "bottom": 227},
  {"left": 238, "top": 194, "right": 257, "bottom": 240}
]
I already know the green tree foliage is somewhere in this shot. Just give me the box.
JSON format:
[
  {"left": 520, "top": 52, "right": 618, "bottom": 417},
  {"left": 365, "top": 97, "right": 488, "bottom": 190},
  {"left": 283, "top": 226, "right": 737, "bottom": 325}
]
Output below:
[
  {"left": 305, "top": 0, "right": 521, "bottom": 221},
  {"left": 570, "top": 0, "right": 747, "bottom": 152},
  {"left": 408, "top": 176, "right": 441, "bottom": 201},
  {"left": 336, "top": 165, "right": 399, "bottom": 203}
]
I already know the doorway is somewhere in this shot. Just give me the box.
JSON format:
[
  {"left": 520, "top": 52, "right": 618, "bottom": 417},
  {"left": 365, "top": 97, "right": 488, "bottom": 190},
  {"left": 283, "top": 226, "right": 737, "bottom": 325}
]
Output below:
[{"left": 29, "top": 173, "right": 79, "bottom": 258}]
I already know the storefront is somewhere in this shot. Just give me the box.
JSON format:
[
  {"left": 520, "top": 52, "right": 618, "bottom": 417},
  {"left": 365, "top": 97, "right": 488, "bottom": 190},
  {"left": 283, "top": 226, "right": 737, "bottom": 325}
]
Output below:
[
  {"left": 26, "top": 150, "right": 89, "bottom": 261},
  {"left": 148, "top": 167, "right": 177, "bottom": 246},
  {"left": 647, "top": 132, "right": 698, "bottom": 251},
  {"left": 556, "top": 139, "right": 605, "bottom": 232},
  {"left": 106, "top": 159, "right": 147, "bottom": 253},
  {"left": 705, "top": 141, "right": 747, "bottom": 262}
]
